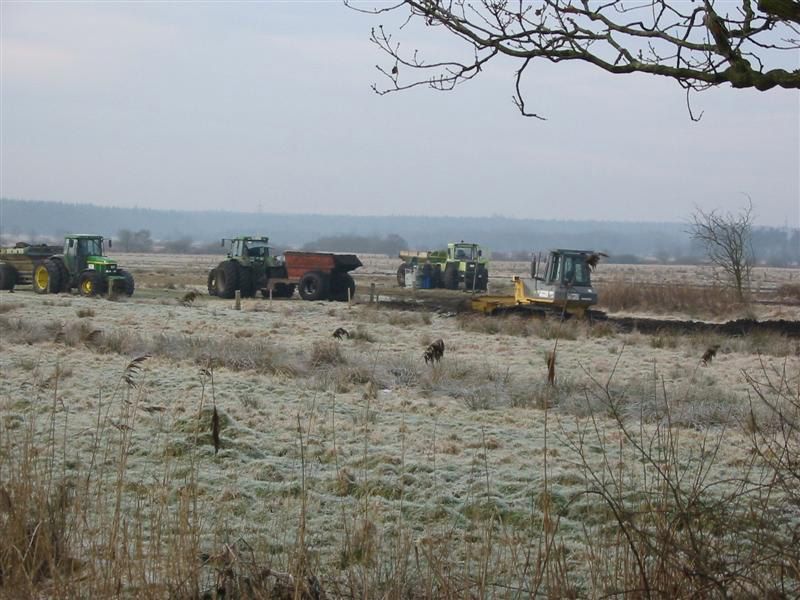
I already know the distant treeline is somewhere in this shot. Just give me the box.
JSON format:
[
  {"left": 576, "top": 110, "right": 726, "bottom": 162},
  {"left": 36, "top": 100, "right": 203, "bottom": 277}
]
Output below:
[
  {"left": 1, "top": 198, "right": 797, "bottom": 265},
  {"left": 302, "top": 234, "right": 408, "bottom": 256}
]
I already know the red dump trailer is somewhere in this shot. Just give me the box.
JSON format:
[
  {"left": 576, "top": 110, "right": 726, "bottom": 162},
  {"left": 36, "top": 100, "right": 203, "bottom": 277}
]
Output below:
[
  {"left": 208, "top": 238, "right": 362, "bottom": 302},
  {"left": 275, "top": 252, "right": 362, "bottom": 301}
]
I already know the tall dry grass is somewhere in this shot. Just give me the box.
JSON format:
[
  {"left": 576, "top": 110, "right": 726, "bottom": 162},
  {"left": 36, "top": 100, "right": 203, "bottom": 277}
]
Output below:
[
  {"left": 2, "top": 306, "right": 800, "bottom": 597},
  {"left": 2, "top": 356, "right": 798, "bottom": 597},
  {"left": 596, "top": 280, "right": 744, "bottom": 316}
]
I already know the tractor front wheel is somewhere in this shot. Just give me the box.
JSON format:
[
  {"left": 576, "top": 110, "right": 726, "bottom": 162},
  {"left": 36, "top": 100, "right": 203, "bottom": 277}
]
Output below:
[
  {"left": 116, "top": 270, "right": 135, "bottom": 296},
  {"left": 238, "top": 268, "right": 254, "bottom": 297},
  {"left": 298, "top": 271, "right": 329, "bottom": 301},
  {"left": 207, "top": 270, "right": 218, "bottom": 296},
  {"left": 79, "top": 270, "right": 106, "bottom": 297}
]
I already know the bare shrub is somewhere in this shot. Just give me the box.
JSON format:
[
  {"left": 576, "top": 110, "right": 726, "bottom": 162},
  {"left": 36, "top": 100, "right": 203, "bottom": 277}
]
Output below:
[
  {"left": 776, "top": 282, "right": 800, "bottom": 302},
  {"left": 349, "top": 325, "right": 375, "bottom": 343},
  {"left": 310, "top": 340, "right": 346, "bottom": 367},
  {"left": 598, "top": 280, "right": 741, "bottom": 316},
  {"left": 559, "top": 363, "right": 800, "bottom": 598}
]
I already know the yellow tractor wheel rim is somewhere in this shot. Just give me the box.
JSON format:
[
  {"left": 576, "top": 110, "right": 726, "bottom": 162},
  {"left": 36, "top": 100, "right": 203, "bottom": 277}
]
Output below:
[
  {"left": 81, "top": 278, "right": 93, "bottom": 295},
  {"left": 35, "top": 266, "right": 49, "bottom": 290}
]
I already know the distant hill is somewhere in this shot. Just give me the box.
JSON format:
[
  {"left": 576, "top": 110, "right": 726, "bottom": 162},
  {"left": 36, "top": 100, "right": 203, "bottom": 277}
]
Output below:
[
  {"left": 1, "top": 198, "right": 796, "bottom": 264},
  {"left": 0, "top": 198, "right": 690, "bottom": 254}
]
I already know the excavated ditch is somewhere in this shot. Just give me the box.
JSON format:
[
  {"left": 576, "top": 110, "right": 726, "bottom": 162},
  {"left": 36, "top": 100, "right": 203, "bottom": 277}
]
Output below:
[{"left": 375, "top": 295, "right": 800, "bottom": 339}]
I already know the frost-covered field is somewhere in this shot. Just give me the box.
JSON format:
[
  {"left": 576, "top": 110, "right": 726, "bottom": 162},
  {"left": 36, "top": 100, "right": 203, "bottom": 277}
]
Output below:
[{"left": 1, "top": 255, "right": 799, "bottom": 596}]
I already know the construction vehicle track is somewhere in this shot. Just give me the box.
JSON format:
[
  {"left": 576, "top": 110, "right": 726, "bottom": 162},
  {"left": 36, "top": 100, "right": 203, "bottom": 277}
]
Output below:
[{"left": 375, "top": 295, "right": 800, "bottom": 339}]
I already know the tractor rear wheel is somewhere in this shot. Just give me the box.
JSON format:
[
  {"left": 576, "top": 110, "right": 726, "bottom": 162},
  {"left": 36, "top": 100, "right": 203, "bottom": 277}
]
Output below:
[
  {"left": 116, "top": 269, "right": 135, "bottom": 296},
  {"left": 396, "top": 264, "right": 406, "bottom": 287},
  {"left": 79, "top": 270, "right": 106, "bottom": 297},
  {"left": 54, "top": 260, "right": 71, "bottom": 292},
  {"left": 443, "top": 263, "right": 459, "bottom": 290},
  {"left": 330, "top": 273, "right": 355, "bottom": 302},
  {"left": 33, "top": 259, "right": 63, "bottom": 294},
  {"left": 0, "top": 264, "right": 17, "bottom": 291},
  {"left": 299, "top": 271, "right": 329, "bottom": 301},
  {"left": 215, "top": 260, "right": 240, "bottom": 299},
  {"left": 207, "top": 270, "right": 218, "bottom": 296}
]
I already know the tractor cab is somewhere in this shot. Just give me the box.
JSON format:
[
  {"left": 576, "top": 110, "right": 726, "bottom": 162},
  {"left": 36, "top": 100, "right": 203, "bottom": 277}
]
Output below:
[
  {"left": 447, "top": 242, "right": 485, "bottom": 263},
  {"left": 223, "top": 236, "right": 278, "bottom": 266},
  {"left": 63, "top": 235, "right": 117, "bottom": 274}
]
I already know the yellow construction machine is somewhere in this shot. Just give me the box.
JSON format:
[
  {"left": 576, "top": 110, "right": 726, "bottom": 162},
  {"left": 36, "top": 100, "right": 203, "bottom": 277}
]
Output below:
[{"left": 471, "top": 249, "right": 604, "bottom": 318}]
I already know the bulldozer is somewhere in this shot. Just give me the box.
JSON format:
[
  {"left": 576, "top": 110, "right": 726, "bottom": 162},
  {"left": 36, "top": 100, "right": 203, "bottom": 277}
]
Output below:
[
  {"left": 0, "top": 234, "right": 134, "bottom": 296},
  {"left": 397, "top": 241, "right": 489, "bottom": 291},
  {"left": 471, "top": 249, "right": 603, "bottom": 318}
]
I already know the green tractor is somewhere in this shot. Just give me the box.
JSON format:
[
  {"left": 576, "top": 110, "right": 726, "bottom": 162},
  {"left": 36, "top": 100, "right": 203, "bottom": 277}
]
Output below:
[
  {"left": 397, "top": 241, "right": 489, "bottom": 291},
  {"left": 208, "top": 236, "right": 362, "bottom": 301},
  {"left": 31, "top": 234, "right": 134, "bottom": 297},
  {"left": 208, "top": 236, "right": 293, "bottom": 299}
]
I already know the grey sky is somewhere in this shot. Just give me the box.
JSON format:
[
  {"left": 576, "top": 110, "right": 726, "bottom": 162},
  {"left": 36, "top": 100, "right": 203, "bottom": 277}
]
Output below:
[{"left": 2, "top": 1, "right": 798, "bottom": 227}]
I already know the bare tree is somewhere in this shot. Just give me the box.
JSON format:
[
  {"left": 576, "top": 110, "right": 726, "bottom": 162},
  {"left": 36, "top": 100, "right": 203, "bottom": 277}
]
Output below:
[
  {"left": 690, "top": 201, "right": 755, "bottom": 301},
  {"left": 351, "top": 0, "right": 800, "bottom": 118}
]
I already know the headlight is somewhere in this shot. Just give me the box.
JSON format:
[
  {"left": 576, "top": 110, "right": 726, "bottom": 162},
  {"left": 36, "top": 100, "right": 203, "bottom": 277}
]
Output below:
[{"left": 567, "top": 293, "right": 580, "bottom": 300}]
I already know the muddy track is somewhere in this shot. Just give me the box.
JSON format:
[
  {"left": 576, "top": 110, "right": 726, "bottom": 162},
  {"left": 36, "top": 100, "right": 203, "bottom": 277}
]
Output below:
[
  {"left": 605, "top": 316, "right": 800, "bottom": 339},
  {"left": 375, "top": 295, "right": 800, "bottom": 339}
]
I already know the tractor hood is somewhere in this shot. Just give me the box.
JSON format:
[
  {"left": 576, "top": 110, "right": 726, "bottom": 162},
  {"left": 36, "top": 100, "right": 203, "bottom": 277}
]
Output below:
[{"left": 86, "top": 256, "right": 118, "bottom": 269}]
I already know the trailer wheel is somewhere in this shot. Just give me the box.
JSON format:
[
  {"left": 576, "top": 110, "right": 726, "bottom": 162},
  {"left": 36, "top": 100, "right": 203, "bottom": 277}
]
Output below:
[
  {"left": 299, "top": 271, "right": 329, "bottom": 301},
  {"left": 331, "top": 273, "right": 355, "bottom": 302},
  {"left": 266, "top": 283, "right": 295, "bottom": 299},
  {"left": 33, "top": 259, "right": 63, "bottom": 295},
  {"left": 215, "top": 260, "right": 240, "bottom": 299},
  {"left": 0, "top": 264, "right": 17, "bottom": 291},
  {"left": 443, "top": 263, "right": 459, "bottom": 290},
  {"left": 79, "top": 270, "right": 106, "bottom": 297},
  {"left": 207, "top": 269, "right": 218, "bottom": 296},
  {"left": 396, "top": 264, "right": 406, "bottom": 287}
]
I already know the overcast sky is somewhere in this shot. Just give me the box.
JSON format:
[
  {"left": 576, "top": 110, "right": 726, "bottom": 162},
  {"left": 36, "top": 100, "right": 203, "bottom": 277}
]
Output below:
[{"left": 2, "top": 1, "right": 798, "bottom": 227}]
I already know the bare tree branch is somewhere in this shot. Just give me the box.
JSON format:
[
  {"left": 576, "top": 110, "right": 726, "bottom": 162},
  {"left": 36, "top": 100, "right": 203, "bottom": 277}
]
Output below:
[{"left": 350, "top": 0, "right": 800, "bottom": 117}]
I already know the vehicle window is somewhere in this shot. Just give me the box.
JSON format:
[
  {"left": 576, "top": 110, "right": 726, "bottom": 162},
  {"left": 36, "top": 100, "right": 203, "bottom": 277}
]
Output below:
[
  {"left": 245, "top": 242, "right": 269, "bottom": 258},
  {"left": 548, "top": 255, "right": 561, "bottom": 282},
  {"left": 455, "top": 246, "right": 474, "bottom": 260},
  {"left": 563, "top": 256, "right": 590, "bottom": 285},
  {"left": 78, "top": 239, "right": 103, "bottom": 256}
]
